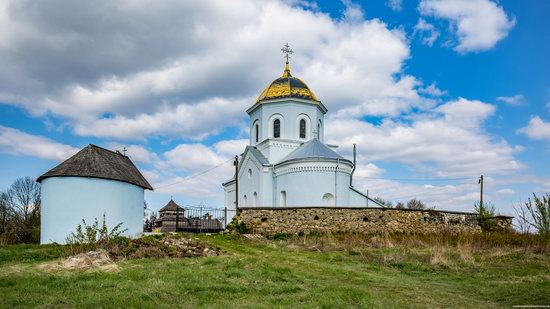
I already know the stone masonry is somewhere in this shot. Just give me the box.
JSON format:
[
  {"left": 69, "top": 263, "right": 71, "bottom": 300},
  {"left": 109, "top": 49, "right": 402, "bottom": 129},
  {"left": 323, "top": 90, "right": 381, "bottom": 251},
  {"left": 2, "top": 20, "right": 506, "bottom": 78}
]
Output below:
[{"left": 235, "top": 207, "right": 513, "bottom": 235}]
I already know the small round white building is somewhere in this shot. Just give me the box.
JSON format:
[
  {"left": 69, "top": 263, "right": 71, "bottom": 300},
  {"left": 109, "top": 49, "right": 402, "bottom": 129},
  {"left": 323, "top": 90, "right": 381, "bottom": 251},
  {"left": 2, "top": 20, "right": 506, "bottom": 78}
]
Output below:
[
  {"left": 223, "top": 61, "right": 377, "bottom": 208},
  {"left": 38, "top": 144, "right": 153, "bottom": 244}
]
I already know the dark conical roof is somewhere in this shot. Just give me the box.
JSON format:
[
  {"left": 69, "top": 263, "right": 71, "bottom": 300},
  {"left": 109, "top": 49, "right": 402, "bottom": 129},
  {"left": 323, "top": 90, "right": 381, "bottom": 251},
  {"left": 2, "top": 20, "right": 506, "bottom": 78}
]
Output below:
[
  {"left": 159, "top": 199, "right": 183, "bottom": 212},
  {"left": 36, "top": 144, "right": 153, "bottom": 190}
]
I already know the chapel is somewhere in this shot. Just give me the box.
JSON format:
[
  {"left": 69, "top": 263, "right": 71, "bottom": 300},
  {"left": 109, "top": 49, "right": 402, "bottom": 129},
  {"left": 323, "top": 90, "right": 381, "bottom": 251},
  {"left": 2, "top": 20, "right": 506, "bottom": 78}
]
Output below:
[{"left": 222, "top": 45, "right": 375, "bottom": 209}]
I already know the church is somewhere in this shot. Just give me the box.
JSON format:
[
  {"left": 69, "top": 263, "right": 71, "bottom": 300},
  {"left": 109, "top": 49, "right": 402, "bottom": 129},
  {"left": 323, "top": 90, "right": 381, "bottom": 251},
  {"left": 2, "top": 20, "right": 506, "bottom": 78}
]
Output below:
[{"left": 223, "top": 45, "right": 377, "bottom": 209}]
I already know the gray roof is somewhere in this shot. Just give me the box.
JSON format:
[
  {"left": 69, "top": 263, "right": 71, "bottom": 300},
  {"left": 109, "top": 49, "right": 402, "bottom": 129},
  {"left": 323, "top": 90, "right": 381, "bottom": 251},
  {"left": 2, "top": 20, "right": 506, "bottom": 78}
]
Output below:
[
  {"left": 159, "top": 199, "right": 184, "bottom": 212},
  {"left": 278, "top": 139, "right": 351, "bottom": 164},
  {"left": 37, "top": 144, "right": 153, "bottom": 190},
  {"left": 245, "top": 146, "right": 270, "bottom": 165}
]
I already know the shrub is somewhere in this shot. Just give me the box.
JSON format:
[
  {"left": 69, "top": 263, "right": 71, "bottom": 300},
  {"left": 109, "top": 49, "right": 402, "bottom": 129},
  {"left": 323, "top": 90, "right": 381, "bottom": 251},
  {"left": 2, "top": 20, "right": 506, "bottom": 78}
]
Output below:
[
  {"left": 524, "top": 193, "right": 550, "bottom": 241},
  {"left": 474, "top": 202, "right": 498, "bottom": 232},
  {"left": 65, "top": 213, "right": 127, "bottom": 251},
  {"left": 226, "top": 218, "right": 249, "bottom": 234}
]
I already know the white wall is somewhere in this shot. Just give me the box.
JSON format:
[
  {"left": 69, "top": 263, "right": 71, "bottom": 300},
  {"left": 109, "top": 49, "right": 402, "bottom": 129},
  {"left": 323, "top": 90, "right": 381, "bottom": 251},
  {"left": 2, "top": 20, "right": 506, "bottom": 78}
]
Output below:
[
  {"left": 249, "top": 99, "right": 325, "bottom": 146},
  {"left": 274, "top": 161, "right": 354, "bottom": 207},
  {"left": 40, "top": 177, "right": 144, "bottom": 244}
]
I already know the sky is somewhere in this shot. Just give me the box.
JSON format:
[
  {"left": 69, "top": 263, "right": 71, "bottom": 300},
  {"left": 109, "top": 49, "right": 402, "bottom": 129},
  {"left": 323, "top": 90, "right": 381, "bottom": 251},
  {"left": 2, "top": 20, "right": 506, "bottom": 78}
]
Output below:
[{"left": 0, "top": 0, "right": 549, "bottom": 215}]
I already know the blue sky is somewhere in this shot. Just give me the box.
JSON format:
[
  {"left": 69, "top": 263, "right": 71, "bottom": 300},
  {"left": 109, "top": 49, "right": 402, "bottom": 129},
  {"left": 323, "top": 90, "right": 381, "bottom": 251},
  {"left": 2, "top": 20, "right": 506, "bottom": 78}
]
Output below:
[{"left": 0, "top": 0, "right": 549, "bottom": 215}]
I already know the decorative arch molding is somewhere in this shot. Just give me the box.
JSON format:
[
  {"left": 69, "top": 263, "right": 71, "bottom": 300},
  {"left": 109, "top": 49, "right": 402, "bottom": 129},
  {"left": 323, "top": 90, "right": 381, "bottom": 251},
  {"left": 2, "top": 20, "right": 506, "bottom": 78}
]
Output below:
[
  {"left": 268, "top": 114, "right": 285, "bottom": 139},
  {"left": 317, "top": 119, "right": 323, "bottom": 141},
  {"left": 251, "top": 119, "right": 260, "bottom": 144},
  {"left": 295, "top": 114, "right": 311, "bottom": 140},
  {"left": 322, "top": 193, "right": 334, "bottom": 206}
]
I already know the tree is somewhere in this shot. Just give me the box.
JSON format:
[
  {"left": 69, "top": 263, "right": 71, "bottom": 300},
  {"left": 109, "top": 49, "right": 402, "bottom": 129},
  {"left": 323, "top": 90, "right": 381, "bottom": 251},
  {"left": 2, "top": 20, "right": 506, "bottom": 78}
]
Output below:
[
  {"left": 474, "top": 201, "right": 497, "bottom": 232},
  {"left": 513, "top": 202, "right": 532, "bottom": 234},
  {"left": 407, "top": 198, "right": 426, "bottom": 210},
  {"left": 524, "top": 193, "right": 550, "bottom": 240},
  {"left": 0, "top": 177, "right": 41, "bottom": 244},
  {"left": 0, "top": 191, "right": 13, "bottom": 234},
  {"left": 8, "top": 176, "right": 41, "bottom": 223},
  {"left": 395, "top": 202, "right": 405, "bottom": 209}
]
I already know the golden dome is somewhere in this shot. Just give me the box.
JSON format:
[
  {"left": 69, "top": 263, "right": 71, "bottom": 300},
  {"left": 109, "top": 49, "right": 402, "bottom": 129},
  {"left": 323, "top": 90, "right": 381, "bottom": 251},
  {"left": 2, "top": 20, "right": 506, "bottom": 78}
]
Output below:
[{"left": 256, "top": 62, "right": 319, "bottom": 103}]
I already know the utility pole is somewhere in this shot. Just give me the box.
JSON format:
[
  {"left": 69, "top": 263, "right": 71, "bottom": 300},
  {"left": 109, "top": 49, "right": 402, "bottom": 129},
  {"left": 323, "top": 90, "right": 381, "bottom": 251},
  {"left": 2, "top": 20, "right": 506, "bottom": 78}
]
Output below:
[
  {"left": 234, "top": 155, "right": 239, "bottom": 210},
  {"left": 478, "top": 175, "right": 484, "bottom": 213}
]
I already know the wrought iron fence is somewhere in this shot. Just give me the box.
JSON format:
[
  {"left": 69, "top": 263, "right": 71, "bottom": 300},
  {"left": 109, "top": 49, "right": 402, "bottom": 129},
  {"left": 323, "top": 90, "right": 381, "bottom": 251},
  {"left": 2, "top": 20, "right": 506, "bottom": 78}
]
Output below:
[{"left": 175, "top": 206, "right": 235, "bottom": 233}]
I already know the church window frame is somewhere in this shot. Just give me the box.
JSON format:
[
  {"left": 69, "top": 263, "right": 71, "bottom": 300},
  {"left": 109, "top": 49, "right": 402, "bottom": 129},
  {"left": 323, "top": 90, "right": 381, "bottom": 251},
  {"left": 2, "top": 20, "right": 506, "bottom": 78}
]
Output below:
[
  {"left": 274, "top": 119, "right": 281, "bottom": 138},
  {"left": 268, "top": 114, "right": 284, "bottom": 139},
  {"left": 296, "top": 114, "right": 311, "bottom": 140}
]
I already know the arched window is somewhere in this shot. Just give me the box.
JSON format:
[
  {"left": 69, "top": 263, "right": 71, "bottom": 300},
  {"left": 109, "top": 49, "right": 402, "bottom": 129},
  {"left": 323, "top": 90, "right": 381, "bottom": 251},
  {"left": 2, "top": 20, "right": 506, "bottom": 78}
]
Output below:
[
  {"left": 243, "top": 195, "right": 248, "bottom": 207},
  {"left": 299, "top": 119, "right": 306, "bottom": 139},
  {"left": 253, "top": 192, "right": 257, "bottom": 207},
  {"left": 322, "top": 193, "right": 334, "bottom": 206},
  {"left": 255, "top": 124, "right": 259, "bottom": 143},
  {"left": 273, "top": 119, "right": 281, "bottom": 138},
  {"left": 279, "top": 191, "right": 286, "bottom": 207}
]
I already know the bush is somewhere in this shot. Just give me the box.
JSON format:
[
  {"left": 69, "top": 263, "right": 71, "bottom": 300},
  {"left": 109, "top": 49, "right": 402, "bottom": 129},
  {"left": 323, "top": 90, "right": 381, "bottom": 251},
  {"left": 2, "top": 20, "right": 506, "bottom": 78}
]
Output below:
[
  {"left": 474, "top": 202, "right": 498, "bottom": 232},
  {"left": 226, "top": 218, "right": 249, "bottom": 234},
  {"left": 65, "top": 213, "right": 127, "bottom": 253},
  {"left": 524, "top": 193, "right": 550, "bottom": 241}
]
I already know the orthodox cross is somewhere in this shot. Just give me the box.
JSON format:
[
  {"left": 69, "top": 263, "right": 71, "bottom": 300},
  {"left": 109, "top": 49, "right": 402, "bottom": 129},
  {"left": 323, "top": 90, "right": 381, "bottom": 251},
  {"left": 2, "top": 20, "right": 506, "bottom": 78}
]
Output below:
[
  {"left": 123, "top": 147, "right": 127, "bottom": 156},
  {"left": 281, "top": 43, "right": 294, "bottom": 63}
]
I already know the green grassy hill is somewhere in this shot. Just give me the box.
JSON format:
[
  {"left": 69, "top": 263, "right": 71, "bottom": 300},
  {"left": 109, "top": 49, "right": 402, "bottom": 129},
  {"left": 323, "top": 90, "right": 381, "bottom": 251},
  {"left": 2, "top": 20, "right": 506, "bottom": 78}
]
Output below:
[{"left": 1, "top": 233, "right": 549, "bottom": 308}]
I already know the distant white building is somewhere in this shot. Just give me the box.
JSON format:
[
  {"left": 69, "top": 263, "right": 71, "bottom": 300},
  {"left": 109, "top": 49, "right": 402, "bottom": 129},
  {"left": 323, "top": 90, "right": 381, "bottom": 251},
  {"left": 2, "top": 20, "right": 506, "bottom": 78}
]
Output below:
[
  {"left": 38, "top": 144, "right": 153, "bottom": 244},
  {"left": 223, "top": 55, "right": 377, "bottom": 209}
]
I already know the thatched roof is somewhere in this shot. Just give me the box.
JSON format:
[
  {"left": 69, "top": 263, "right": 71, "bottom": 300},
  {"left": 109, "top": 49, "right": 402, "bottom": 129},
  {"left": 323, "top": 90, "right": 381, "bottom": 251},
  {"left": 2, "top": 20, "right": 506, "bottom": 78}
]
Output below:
[
  {"left": 159, "top": 199, "right": 183, "bottom": 212},
  {"left": 37, "top": 144, "right": 153, "bottom": 190}
]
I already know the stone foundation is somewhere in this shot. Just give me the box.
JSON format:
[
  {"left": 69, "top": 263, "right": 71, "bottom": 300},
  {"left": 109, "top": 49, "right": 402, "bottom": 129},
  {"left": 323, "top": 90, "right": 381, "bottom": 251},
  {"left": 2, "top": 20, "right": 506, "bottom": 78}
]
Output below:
[{"left": 235, "top": 207, "right": 513, "bottom": 235}]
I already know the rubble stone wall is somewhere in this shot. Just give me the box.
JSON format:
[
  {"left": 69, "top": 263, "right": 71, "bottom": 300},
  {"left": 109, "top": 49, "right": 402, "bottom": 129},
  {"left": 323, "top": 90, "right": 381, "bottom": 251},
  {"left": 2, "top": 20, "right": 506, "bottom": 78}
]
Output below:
[{"left": 235, "top": 207, "right": 513, "bottom": 235}]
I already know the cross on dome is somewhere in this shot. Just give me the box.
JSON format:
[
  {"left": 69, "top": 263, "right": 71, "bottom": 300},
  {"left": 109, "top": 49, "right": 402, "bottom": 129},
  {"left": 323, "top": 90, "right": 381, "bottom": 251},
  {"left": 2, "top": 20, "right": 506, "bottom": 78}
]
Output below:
[{"left": 281, "top": 43, "right": 294, "bottom": 64}]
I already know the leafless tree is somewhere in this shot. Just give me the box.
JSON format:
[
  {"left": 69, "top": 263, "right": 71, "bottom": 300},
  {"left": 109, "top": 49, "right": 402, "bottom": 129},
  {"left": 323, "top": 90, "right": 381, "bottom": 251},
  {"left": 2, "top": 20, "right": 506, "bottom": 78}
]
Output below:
[
  {"left": 395, "top": 202, "right": 405, "bottom": 209},
  {"left": 8, "top": 176, "right": 41, "bottom": 223},
  {"left": 407, "top": 198, "right": 426, "bottom": 210},
  {"left": 0, "top": 191, "right": 13, "bottom": 234},
  {"left": 513, "top": 202, "right": 532, "bottom": 234}
]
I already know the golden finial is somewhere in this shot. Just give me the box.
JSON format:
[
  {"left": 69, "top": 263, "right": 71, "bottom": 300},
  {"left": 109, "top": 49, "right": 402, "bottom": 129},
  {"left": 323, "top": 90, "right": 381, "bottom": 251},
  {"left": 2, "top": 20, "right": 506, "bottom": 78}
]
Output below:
[{"left": 281, "top": 43, "right": 293, "bottom": 77}]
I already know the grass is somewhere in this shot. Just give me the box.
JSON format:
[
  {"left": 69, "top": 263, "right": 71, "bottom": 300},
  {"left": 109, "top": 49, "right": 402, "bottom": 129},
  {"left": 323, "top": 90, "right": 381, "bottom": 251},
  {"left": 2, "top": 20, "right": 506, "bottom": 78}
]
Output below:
[{"left": 0, "top": 233, "right": 549, "bottom": 308}]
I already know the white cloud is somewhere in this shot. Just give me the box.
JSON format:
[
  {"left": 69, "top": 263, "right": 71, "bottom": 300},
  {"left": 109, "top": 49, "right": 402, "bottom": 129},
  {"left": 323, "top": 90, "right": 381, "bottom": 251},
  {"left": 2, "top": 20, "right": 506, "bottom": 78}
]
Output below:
[
  {"left": 106, "top": 143, "right": 158, "bottom": 164},
  {"left": 419, "top": 82, "right": 447, "bottom": 96},
  {"left": 419, "top": 0, "right": 515, "bottom": 53},
  {"left": 0, "top": 125, "right": 79, "bottom": 161},
  {"left": 494, "top": 188, "right": 515, "bottom": 195},
  {"left": 342, "top": 0, "right": 364, "bottom": 24},
  {"left": 518, "top": 116, "right": 550, "bottom": 141},
  {"left": 496, "top": 94, "right": 525, "bottom": 106},
  {"left": 386, "top": 0, "right": 403, "bottom": 12},
  {"left": 413, "top": 18, "right": 440, "bottom": 46},
  {"left": 0, "top": 0, "right": 420, "bottom": 138},
  {"left": 326, "top": 98, "right": 522, "bottom": 178},
  {"left": 155, "top": 139, "right": 244, "bottom": 199},
  {"left": 73, "top": 97, "right": 249, "bottom": 140}
]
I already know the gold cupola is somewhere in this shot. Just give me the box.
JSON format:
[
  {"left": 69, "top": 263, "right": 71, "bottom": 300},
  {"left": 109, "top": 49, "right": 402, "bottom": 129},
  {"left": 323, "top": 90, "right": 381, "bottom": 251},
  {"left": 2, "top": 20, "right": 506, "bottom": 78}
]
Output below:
[{"left": 255, "top": 61, "right": 319, "bottom": 103}]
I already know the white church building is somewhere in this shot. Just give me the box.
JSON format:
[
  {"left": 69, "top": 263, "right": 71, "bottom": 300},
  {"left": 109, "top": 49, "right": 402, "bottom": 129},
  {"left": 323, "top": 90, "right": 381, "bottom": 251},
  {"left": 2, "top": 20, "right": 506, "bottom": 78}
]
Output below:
[{"left": 223, "top": 47, "right": 377, "bottom": 209}]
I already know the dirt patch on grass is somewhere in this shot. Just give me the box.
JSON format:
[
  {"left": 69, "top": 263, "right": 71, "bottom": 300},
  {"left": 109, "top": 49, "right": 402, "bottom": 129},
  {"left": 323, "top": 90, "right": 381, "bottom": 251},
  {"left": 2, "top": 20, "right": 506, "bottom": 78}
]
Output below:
[
  {"left": 40, "top": 249, "right": 120, "bottom": 272},
  {"left": 39, "top": 235, "right": 222, "bottom": 272}
]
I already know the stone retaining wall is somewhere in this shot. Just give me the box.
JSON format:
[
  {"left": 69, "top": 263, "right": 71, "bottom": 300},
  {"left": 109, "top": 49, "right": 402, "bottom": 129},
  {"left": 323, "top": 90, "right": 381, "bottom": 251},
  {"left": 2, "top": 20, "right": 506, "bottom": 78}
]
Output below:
[{"left": 235, "top": 207, "right": 513, "bottom": 235}]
